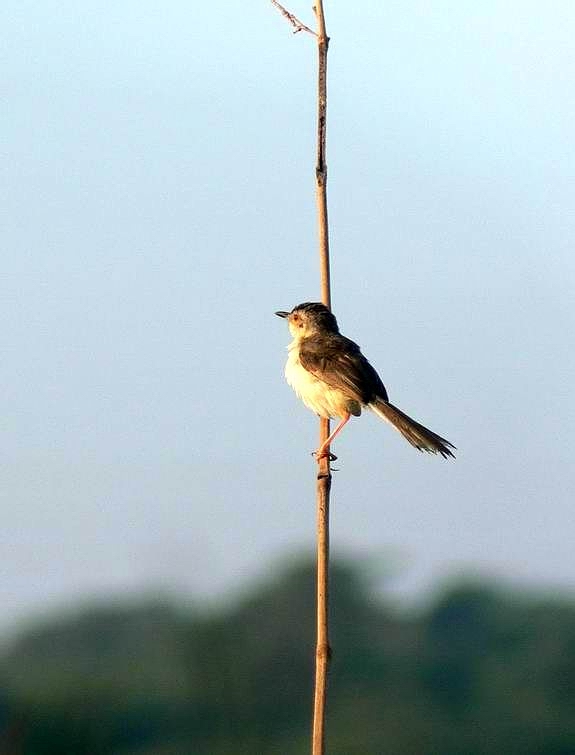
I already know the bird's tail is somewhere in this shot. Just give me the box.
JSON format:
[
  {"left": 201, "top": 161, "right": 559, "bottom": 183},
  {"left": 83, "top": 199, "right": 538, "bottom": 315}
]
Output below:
[{"left": 370, "top": 398, "right": 456, "bottom": 459}]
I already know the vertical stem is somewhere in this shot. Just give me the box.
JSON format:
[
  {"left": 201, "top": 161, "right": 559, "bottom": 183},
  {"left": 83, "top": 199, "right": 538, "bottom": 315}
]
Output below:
[
  {"left": 315, "top": 1, "right": 330, "bottom": 310},
  {"left": 313, "top": 3, "right": 331, "bottom": 755},
  {"left": 313, "top": 451, "right": 331, "bottom": 755}
]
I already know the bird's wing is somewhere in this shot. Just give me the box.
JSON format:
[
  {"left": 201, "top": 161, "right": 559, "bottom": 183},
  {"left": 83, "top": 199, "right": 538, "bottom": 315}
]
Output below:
[{"left": 299, "top": 334, "right": 388, "bottom": 403}]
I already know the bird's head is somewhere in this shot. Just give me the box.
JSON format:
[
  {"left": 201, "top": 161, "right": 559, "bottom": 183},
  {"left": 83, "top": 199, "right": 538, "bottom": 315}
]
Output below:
[{"left": 275, "top": 302, "right": 339, "bottom": 339}]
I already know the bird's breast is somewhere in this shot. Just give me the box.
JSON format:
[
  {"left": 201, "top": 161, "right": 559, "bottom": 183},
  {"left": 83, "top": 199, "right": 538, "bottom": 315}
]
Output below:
[{"left": 284, "top": 345, "right": 361, "bottom": 419}]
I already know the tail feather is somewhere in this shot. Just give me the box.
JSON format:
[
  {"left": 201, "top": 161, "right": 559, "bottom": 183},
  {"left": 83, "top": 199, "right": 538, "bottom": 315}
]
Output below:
[{"left": 370, "top": 398, "right": 456, "bottom": 459}]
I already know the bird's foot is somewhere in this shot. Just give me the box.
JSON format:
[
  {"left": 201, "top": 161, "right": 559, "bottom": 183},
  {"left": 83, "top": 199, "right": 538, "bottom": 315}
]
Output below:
[{"left": 312, "top": 449, "right": 338, "bottom": 463}]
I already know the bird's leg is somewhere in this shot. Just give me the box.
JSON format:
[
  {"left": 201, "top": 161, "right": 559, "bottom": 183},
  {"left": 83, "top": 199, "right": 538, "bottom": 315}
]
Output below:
[{"left": 313, "top": 413, "right": 350, "bottom": 461}]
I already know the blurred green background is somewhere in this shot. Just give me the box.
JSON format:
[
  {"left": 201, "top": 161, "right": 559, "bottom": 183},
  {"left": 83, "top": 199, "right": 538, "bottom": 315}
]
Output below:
[{"left": 2, "top": 556, "right": 575, "bottom": 755}]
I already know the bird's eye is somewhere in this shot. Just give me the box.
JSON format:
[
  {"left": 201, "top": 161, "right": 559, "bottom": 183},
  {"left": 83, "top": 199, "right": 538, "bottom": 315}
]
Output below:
[{"left": 292, "top": 314, "right": 299, "bottom": 321}]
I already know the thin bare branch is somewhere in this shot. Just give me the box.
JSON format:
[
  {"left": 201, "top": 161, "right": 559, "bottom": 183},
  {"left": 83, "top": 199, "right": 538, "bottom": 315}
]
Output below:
[
  {"left": 270, "top": 0, "right": 316, "bottom": 36},
  {"left": 270, "top": 3, "right": 332, "bottom": 753},
  {"left": 313, "top": 4, "right": 331, "bottom": 754}
]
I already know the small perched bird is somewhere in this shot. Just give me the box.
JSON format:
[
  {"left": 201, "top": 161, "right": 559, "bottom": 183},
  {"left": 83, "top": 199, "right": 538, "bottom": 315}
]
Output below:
[{"left": 276, "top": 302, "right": 455, "bottom": 460}]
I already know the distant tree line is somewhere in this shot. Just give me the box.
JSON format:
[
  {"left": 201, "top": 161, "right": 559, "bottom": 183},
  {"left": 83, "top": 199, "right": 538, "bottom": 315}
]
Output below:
[{"left": 1, "top": 558, "right": 575, "bottom": 754}]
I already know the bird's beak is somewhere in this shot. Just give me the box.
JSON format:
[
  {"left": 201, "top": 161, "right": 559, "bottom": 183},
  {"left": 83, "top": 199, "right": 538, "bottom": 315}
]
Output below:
[{"left": 275, "top": 310, "right": 290, "bottom": 318}]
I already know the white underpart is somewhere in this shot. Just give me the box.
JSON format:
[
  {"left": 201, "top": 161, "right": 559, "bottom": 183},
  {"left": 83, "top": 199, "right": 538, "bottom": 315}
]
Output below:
[{"left": 284, "top": 340, "right": 362, "bottom": 419}]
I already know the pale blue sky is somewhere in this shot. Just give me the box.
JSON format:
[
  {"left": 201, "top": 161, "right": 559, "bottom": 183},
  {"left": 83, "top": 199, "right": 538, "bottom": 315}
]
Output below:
[{"left": 2, "top": 1, "right": 575, "bottom": 630}]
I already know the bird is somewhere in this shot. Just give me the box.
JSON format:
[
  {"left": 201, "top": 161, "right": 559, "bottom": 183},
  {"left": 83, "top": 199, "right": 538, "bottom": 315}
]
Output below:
[{"left": 275, "top": 302, "right": 455, "bottom": 460}]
